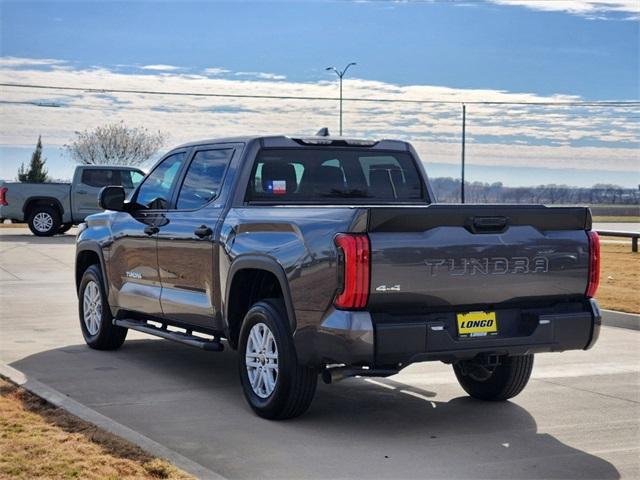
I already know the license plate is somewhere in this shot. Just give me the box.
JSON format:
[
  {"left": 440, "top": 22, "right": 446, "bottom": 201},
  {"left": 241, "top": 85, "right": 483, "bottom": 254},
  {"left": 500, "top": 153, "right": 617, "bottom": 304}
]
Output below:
[{"left": 457, "top": 311, "right": 498, "bottom": 338}]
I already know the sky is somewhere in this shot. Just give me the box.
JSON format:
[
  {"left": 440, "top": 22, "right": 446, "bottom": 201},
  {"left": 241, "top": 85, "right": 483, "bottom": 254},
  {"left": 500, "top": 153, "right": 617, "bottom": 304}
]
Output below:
[{"left": 0, "top": 0, "right": 638, "bottom": 187}]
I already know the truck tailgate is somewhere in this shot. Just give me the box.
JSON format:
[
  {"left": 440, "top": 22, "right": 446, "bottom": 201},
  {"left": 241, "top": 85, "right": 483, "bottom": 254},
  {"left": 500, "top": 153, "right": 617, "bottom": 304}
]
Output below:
[{"left": 366, "top": 205, "right": 590, "bottom": 310}]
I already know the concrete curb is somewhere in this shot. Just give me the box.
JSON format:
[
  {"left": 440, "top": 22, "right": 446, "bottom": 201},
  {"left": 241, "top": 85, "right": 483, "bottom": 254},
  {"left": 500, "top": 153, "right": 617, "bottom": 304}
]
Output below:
[
  {"left": 0, "top": 363, "right": 226, "bottom": 480},
  {"left": 601, "top": 309, "right": 640, "bottom": 331}
]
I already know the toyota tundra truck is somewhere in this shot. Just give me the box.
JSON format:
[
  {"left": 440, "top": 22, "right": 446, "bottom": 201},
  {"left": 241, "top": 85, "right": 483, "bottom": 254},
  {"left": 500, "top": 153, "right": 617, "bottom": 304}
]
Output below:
[
  {"left": 0, "top": 165, "right": 144, "bottom": 236},
  {"left": 75, "top": 133, "right": 601, "bottom": 419}
]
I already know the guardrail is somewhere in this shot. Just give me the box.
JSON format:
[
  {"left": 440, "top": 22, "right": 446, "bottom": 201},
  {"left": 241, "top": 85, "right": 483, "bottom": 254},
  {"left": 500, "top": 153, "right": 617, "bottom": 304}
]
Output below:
[{"left": 597, "top": 230, "right": 639, "bottom": 253}]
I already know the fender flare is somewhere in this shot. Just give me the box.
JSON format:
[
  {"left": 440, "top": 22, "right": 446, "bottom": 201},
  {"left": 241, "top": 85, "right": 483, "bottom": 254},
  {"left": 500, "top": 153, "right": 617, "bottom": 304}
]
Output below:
[
  {"left": 225, "top": 255, "right": 297, "bottom": 333},
  {"left": 75, "top": 241, "right": 109, "bottom": 296},
  {"left": 23, "top": 196, "right": 65, "bottom": 220}
]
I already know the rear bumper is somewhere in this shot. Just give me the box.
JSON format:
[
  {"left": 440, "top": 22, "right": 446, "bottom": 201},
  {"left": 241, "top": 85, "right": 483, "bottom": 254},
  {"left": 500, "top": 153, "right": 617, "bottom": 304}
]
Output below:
[{"left": 296, "top": 299, "right": 601, "bottom": 368}]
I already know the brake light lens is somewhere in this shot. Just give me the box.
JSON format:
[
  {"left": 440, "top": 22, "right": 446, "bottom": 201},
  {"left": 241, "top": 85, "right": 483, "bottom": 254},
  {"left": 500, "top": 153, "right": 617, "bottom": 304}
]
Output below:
[
  {"left": 0, "top": 187, "right": 7, "bottom": 206},
  {"left": 334, "top": 233, "right": 370, "bottom": 310},
  {"left": 586, "top": 231, "right": 600, "bottom": 298}
]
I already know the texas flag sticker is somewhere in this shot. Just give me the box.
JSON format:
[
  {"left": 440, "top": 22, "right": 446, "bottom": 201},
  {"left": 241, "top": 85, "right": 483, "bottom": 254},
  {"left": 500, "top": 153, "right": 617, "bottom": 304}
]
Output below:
[{"left": 272, "top": 180, "right": 287, "bottom": 195}]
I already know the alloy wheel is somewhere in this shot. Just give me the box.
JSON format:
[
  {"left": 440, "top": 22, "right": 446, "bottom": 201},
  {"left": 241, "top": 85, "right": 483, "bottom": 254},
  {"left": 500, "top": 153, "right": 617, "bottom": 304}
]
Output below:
[
  {"left": 245, "top": 322, "right": 279, "bottom": 398},
  {"left": 33, "top": 212, "right": 53, "bottom": 232},
  {"left": 83, "top": 280, "right": 102, "bottom": 336}
]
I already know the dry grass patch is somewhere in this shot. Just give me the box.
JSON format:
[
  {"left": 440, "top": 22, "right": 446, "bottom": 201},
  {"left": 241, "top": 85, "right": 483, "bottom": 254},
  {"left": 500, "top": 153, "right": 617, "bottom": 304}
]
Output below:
[
  {"left": 597, "top": 242, "right": 640, "bottom": 314},
  {"left": 592, "top": 216, "right": 640, "bottom": 223},
  {"left": 0, "top": 379, "right": 193, "bottom": 480},
  {"left": 0, "top": 223, "right": 27, "bottom": 228}
]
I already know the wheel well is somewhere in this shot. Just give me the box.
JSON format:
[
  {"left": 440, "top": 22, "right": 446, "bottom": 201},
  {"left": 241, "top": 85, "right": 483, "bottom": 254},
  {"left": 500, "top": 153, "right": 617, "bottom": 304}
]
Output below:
[
  {"left": 76, "top": 250, "right": 101, "bottom": 292},
  {"left": 24, "top": 198, "right": 63, "bottom": 221},
  {"left": 227, "top": 269, "right": 283, "bottom": 349}
]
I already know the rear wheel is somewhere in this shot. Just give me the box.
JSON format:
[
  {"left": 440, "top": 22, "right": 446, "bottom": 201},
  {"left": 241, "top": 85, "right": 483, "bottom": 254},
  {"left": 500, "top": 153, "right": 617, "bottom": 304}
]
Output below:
[
  {"left": 27, "top": 206, "right": 60, "bottom": 237},
  {"left": 78, "top": 264, "right": 127, "bottom": 350},
  {"left": 238, "top": 299, "right": 317, "bottom": 419},
  {"left": 453, "top": 354, "right": 534, "bottom": 401}
]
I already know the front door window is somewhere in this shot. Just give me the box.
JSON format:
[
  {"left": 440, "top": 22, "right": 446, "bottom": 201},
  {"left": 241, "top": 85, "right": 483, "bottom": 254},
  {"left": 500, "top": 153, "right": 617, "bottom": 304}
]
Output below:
[{"left": 135, "top": 153, "right": 186, "bottom": 209}]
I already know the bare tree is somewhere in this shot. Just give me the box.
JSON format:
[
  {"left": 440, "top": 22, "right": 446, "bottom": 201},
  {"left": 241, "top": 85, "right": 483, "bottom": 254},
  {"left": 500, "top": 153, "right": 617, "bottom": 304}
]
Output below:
[{"left": 65, "top": 122, "right": 165, "bottom": 166}]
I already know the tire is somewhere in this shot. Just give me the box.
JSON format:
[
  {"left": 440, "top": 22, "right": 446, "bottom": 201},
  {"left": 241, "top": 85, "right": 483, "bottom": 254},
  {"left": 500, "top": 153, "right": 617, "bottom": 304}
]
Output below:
[
  {"left": 78, "top": 264, "right": 127, "bottom": 350},
  {"left": 58, "top": 223, "right": 73, "bottom": 234},
  {"left": 27, "top": 206, "right": 61, "bottom": 237},
  {"left": 453, "top": 354, "right": 534, "bottom": 401},
  {"left": 238, "top": 299, "right": 317, "bottom": 420}
]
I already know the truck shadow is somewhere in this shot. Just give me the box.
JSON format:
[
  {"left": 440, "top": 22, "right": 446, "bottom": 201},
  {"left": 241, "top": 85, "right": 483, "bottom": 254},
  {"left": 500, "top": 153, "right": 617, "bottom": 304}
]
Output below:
[{"left": 11, "top": 339, "right": 621, "bottom": 480}]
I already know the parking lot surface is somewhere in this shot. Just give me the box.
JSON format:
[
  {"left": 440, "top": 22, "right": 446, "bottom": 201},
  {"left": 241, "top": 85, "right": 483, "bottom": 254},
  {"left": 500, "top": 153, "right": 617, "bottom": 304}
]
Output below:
[{"left": 1, "top": 228, "right": 639, "bottom": 479}]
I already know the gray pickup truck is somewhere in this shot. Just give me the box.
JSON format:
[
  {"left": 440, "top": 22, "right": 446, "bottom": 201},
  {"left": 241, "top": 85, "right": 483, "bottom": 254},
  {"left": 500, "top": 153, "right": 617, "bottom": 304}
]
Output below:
[
  {"left": 0, "top": 165, "right": 144, "bottom": 236},
  {"left": 75, "top": 134, "right": 601, "bottom": 419}
]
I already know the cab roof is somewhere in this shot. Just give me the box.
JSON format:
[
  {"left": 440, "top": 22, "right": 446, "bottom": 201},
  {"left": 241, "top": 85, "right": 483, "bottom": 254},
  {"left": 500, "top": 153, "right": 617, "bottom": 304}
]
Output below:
[{"left": 174, "top": 135, "right": 410, "bottom": 152}]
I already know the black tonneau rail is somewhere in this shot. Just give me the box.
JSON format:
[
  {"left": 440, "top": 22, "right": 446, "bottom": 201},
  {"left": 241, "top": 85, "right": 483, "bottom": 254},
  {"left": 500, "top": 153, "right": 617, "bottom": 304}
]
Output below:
[{"left": 367, "top": 204, "right": 591, "bottom": 233}]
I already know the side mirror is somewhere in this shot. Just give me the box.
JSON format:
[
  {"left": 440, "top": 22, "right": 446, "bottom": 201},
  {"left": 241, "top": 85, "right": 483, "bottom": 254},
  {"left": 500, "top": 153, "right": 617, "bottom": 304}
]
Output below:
[{"left": 99, "top": 186, "right": 126, "bottom": 211}]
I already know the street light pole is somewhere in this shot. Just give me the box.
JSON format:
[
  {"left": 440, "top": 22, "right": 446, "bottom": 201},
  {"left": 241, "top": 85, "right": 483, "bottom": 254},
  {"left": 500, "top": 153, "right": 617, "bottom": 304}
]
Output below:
[
  {"left": 326, "top": 62, "right": 356, "bottom": 135},
  {"left": 339, "top": 74, "right": 343, "bottom": 135},
  {"left": 461, "top": 103, "right": 466, "bottom": 204}
]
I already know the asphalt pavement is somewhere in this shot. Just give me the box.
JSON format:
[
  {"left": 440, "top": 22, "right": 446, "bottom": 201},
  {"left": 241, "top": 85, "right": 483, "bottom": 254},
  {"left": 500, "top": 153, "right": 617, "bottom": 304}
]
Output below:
[{"left": 1, "top": 227, "right": 639, "bottom": 479}]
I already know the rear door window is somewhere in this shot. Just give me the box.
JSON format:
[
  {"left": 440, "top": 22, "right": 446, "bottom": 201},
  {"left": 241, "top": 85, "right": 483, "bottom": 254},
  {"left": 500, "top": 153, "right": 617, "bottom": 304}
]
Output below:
[
  {"left": 81, "top": 169, "right": 121, "bottom": 188},
  {"left": 247, "top": 149, "right": 424, "bottom": 203},
  {"left": 176, "top": 149, "right": 233, "bottom": 210}
]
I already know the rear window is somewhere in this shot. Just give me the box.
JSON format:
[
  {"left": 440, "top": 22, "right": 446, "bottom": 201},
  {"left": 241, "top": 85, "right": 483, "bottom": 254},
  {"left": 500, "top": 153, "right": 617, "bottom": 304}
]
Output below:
[{"left": 247, "top": 149, "right": 425, "bottom": 203}]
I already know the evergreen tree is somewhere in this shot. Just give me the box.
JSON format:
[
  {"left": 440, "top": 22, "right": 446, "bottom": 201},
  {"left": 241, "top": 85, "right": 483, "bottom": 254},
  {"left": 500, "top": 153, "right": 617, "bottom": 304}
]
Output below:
[{"left": 17, "top": 136, "right": 48, "bottom": 183}]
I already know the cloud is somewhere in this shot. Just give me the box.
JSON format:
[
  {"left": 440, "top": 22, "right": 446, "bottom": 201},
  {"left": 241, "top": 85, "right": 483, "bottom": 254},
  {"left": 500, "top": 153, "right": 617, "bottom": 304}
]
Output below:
[
  {"left": 235, "top": 71, "right": 287, "bottom": 80},
  {"left": 0, "top": 56, "right": 637, "bottom": 178},
  {"left": 140, "top": 64, "right": 182, "bottom": 71},
  {"left": 203, "top": 67, "right": 231, "bottom": 76},
  {"left": 0, "top": 56, "right": 68, "bottom": 67},
  {"left": 488, "top": 0, "right": 640, "bottom": 19}
]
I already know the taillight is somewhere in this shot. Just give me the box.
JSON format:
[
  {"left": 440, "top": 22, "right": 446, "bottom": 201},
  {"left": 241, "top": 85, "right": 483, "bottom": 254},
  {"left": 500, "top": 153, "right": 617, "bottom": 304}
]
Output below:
[
  {"left": 334, "top": 233, "right": 370, "bottom": 309},
  {"left": 586, "top": 231, "right": 600, "bottom": 298},
  {"left": 0, "top": 187, "right": 7, "bottom": 206}
]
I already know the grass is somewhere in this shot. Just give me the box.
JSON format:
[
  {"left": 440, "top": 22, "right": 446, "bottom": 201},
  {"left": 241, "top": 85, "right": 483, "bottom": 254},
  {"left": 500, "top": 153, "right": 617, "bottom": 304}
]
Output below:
[
  {"left": 592, "top": 216, "right": 640, "bottom": 223},
  {"left": 597, "top": 242, "right": 640, "bottom": 314},
  {"left": 2, "top": 216, "right": 638, "bottom": 226},
  {"left": 0, "top": 379, "right": 193, "bottom": 480},
  {"left": 0, "top": 223, "right": 27, "bottom": 228}
]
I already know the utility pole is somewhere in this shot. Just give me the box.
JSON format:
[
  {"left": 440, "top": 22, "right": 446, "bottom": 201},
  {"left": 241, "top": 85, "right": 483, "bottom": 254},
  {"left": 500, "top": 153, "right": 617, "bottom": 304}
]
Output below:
[
  {"left": 461, "top": 103, "right": 466, "bottom": 204},
  {"left": 326, "top": 62, "right": 357, "bottom": 135}
]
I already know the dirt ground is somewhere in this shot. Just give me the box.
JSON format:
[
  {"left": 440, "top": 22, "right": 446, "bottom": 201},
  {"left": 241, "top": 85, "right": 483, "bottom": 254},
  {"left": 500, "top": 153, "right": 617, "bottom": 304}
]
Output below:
[
  {"left": 597, "top": 242, "right": 639, "bottom": 314},
  {"left": 0, "top": 379, "right": 192, "bottom": 480}
]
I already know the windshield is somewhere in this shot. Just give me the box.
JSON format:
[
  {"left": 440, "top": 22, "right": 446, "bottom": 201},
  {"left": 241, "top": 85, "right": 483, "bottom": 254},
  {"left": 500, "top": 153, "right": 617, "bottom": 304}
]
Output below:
[{"left": 247, "top": 148, "right": 426, "bottom": 203}]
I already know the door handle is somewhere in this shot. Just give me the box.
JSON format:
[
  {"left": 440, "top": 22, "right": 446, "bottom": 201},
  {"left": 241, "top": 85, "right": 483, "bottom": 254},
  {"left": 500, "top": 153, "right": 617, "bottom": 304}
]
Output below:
[
  {"left": 194, "top": 225, "right": 212, "bottom": 239},
  {"left": 76, "top": 190, "right": 88, "bottom": 194},
  {"left": 144, "top": 225, "right": 159, "bottom": 236}
]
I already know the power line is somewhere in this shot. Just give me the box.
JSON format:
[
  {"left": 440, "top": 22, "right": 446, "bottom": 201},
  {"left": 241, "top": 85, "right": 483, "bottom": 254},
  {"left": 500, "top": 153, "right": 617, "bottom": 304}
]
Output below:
[
  {"left": 1, "top": 82, "right": 639, "bottom": 107},
  {"left": 0, "top": 99, "right": 195, "bottom": 113},
  {"left": 0, "top": 100, "right": 61, "bottom": 108}
]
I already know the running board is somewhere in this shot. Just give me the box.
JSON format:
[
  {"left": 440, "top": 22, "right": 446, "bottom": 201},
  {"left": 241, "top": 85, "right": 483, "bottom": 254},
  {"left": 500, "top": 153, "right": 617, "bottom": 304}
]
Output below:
[{"left": 113, "top": 319, "right": 224, "bottom": 351}]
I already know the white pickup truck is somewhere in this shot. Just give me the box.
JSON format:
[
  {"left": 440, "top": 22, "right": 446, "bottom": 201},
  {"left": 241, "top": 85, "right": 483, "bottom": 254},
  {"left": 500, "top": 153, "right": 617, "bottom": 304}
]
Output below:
[{"left": 0, "top": 165, "right": 144, "bottom": 236}]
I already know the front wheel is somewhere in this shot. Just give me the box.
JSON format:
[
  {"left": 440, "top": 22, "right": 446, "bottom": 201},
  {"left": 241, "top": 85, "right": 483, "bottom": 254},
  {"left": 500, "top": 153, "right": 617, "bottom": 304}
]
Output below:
[
  {"left": 453, "top": 354, "right": 534, "bottom": 401},
  {"left": 79, "top": 264, "right": 127, "bottom": 350},
  {"left": 238, "top": 299, "right": 317, "bottom": 420},
  {"left": 58, "top": 223, "right": 73, "bottom": 234}
]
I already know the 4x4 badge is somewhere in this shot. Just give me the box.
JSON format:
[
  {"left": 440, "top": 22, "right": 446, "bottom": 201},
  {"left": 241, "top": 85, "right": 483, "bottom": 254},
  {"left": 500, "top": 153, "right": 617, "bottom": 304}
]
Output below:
[{"left": 376, "top": 284, "right": 401, "bottom": 292}]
